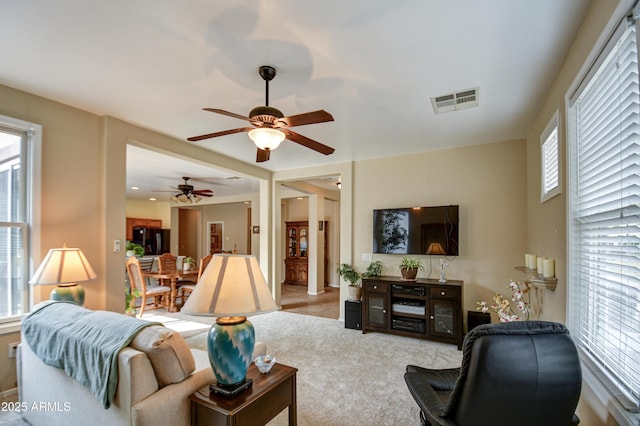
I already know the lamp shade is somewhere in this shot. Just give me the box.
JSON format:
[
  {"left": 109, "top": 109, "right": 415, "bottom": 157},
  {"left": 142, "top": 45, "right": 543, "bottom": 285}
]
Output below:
[
  {"left": 182, "top": 254, "right": 277, "bottom": 390},
  {"left": 30, "top": 245, "right": 97, "bottom": 285},
  {"left": 182, "top": 254, "right": 277, "bottom": 317},
  {"left": 248, "top": 128, "right": 285, "bottom": 151},
  {"left": 426, "top": 242, "right": 446, "bottom": 255},
  {"left": 29, "top": 245, "right": 97, "bottom": 305}
]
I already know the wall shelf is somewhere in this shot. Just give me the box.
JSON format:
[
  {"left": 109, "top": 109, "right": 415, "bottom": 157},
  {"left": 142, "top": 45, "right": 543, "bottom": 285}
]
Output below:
[{"left": 515, "top": 266, "right": 557, "bottom": 291}]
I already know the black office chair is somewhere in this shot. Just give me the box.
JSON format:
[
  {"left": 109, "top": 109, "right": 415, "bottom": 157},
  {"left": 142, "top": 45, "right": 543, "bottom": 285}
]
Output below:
[{"left": 404, "top": 321, "right": 582, "bottom": 426}]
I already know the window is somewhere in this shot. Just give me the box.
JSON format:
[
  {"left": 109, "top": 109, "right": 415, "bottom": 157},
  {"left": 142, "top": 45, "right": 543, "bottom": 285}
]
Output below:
[
  {"left": 541, "top": 112, "right": 560, "bottom": 202},
  {"left": 567, "top": 11, "right": 640, "bottom": 418},
  {"left": 0, "top": 116, "right": 41, "bottom": 324}
]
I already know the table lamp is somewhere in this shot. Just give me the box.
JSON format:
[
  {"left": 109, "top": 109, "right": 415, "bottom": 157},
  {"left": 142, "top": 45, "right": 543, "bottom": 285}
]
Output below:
[
  {"left": 426, "top": 242, "right": 448, "bottom": 283},
  {"left": 181, "top": 254, "right": 277, "bottom": 397},
  {"left": 29, "top": 244, "right": 97, "bottom": 306}
]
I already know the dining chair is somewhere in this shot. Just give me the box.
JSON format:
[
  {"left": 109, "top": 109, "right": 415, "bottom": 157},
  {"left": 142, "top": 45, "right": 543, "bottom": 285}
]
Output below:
[
  {"left": 137, "top": 256, "right": 155, "bottom": 286},
  {"left": 180, "top": 254, "right": 212, "bottom": 304},
  {"left": 126, "top": 256, "right": 171, "bottom": 318}
]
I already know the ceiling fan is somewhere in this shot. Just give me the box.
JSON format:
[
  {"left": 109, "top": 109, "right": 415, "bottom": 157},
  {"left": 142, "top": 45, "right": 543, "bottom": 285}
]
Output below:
[
  {"left": 153, "top": 177, "right": 213, "bottom": 204},
  {"left": 187, "top": 65, "right": 335, "bottom": 163}
]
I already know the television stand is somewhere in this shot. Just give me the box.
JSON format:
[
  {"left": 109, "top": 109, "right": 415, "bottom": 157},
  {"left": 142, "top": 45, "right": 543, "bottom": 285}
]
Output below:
[{"left": 362, "top": 276, "right": 463, "bottom": 349}]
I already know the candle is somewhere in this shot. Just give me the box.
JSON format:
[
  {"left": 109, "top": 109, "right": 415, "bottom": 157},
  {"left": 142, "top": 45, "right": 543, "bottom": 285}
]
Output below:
[
  {"left": 543, "top": 258, "right": 555, "bottom": 278},
  {"left": 537, "top": 257, "right": 544, "bottom": 275},
  {"left": 525, "top": 253, "right": 537, "bottom": 270}
]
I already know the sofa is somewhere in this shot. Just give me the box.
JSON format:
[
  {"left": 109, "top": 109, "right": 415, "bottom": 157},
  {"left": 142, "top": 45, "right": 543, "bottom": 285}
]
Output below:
[{"left": 17, "top": 302, "right": 266, "bottom": 426}]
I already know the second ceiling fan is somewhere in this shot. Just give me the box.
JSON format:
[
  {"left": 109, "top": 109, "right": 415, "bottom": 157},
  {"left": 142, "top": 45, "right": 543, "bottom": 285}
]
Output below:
[{"left": 187, "top": 65, "right": 335, "bottom": 163}]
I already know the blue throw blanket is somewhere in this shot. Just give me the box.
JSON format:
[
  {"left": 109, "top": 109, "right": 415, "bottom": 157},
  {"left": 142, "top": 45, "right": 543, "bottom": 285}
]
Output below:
[{"left": 22, "top": 301, "right": 160, "bottom": 409}]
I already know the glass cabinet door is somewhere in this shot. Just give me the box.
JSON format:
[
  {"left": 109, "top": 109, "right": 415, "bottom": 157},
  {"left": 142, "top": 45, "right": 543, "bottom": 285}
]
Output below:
[
  {"left": 429, "top": 300, "right": 455, "bottom": 337},
  {"left": 299, "top": 227, "right": 308, "bottom": 257},
  {"left": 288, "top": 228, "right": 297, "bottom": 257},
  {"left": 367, "top": 293, "right": 387, "bottom": 328}
]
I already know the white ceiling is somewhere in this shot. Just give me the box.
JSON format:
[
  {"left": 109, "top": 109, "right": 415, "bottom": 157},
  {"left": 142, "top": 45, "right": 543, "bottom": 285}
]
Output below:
[{"left": 1, "top": 1, "right": 590, "bottom": 199}]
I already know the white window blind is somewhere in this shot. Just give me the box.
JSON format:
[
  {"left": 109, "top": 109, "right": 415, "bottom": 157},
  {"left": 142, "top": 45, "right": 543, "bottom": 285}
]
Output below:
[
  {"left": 568, "top": 17, "right": 640, "bottom": 412},
  {"left": 541, "top": 113, "right": 560, "bottom": 202}
]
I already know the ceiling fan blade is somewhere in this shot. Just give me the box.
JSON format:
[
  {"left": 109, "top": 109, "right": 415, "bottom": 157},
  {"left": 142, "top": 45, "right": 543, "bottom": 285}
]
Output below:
[
  {"left": 203, "top": 108, "right": 251, "bottom": 122},
  {"left": 277, "top": 110, "right": 334, "bottom": 128},
  {"left": 187, "top": 127, "right": 253, "bottom": 142},
  {"left": 283, "top": 130, "right": 335, "bottom": 155},
  {"left": 192, "top": 189, "right": 213, "bottom": 195},
  {"left": 256, "top": 148, "right": 270, "bottom": 162}
]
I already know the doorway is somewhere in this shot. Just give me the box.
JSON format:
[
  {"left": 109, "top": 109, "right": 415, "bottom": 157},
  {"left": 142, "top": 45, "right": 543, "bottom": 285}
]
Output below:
[
  {"left": 178, "top": 208, "right": 199, "bottom": 258},
  {"left": 207, "top": 221, "right": 224, "bottom": 254}
]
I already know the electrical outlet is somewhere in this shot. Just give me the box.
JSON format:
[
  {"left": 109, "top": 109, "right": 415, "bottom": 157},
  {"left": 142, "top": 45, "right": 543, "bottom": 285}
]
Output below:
[{"left": 8, "top": 342, "right": 19, "bottom": 358}]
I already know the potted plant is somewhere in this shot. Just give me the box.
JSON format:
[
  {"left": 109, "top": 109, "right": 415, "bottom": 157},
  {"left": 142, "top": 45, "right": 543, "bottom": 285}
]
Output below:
[
  {"left": 398, "top": 256, "right": 423, "bottom": 281},
  {"left": 338, "top": 261, "right": 383, "bottom": 301},
  {"left": 362, "top": 260, "right": 383, "bottom": 279},
  {"left": 125, "top": 287, "right": 141, "bottom": 316},
  {"left": 183, "top": 256, "right": 196, "bottom": 271},
  {"left": 126, "top": 242, "right": 145, "bottom": 257}
]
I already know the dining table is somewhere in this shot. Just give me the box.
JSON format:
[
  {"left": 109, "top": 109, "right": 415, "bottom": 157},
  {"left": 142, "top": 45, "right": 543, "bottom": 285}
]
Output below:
[{"left": 142, "top": 269, "right": 198, "bottom": 312}]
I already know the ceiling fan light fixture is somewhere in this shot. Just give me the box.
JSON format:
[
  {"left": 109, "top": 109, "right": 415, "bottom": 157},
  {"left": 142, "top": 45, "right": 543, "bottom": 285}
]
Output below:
[
  {"left": 248, "top": 128, "right": 285, "bottom": 150},
  {"left": 177, "top": 193, "right": 189, "bottom": 203},
  {"left": 193, "top": 195, "right": 202, "bottom": 203}
]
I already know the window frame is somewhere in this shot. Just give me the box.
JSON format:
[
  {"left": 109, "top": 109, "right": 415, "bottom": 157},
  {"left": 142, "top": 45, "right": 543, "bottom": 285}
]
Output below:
[
  {"left": 0, "top": 115, "right": 41, "bottom": 327},
  {"left": 540, "top": 111, "right": 561, "bottom": 202},
  {"left": 566, "top": 5, "right": 640, "bottom": 424}
]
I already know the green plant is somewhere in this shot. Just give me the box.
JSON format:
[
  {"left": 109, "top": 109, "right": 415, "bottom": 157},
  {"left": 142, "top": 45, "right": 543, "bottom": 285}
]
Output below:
[
  {"left": 125, "top": 287, "right": 141, "bottom": 315},
  {"left": 338, "top": 263, "right": 361, "bottom": 287},
  {"left": 398, "top": 256, "right": 424, "bottom": 271},
  {"left": 183, "top": 256, "right": 196, "bottom": 267},
  {"left": 126, "top": 242, "right": 145, "bottom": 257},
  {"left": 338, "top": 261, "right": 383, "bottom": 287},
  {"left": 362, "top": 260, "right": 383, "bottom": 278}
]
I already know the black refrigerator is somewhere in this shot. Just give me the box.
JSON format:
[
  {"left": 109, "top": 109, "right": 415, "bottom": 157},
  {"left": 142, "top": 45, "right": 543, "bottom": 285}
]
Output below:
[{"left": 132, "top": 228, "right": 171, "bottom": 255}]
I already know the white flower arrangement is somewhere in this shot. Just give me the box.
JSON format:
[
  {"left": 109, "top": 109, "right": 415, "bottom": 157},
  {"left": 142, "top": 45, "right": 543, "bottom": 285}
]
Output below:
[{"left": 477, "top": 280, "right": 532, "bottom": 322}]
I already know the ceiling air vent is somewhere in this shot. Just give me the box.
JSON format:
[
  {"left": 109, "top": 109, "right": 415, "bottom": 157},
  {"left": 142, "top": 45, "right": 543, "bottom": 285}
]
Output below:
[{"left": 431, "top": 87, "right": 479, "bottom": 114}]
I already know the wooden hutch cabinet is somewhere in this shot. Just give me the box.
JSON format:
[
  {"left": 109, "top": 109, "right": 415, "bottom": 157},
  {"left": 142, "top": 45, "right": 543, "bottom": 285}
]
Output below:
[
  {"left": 362, "top": 276, "right": 464, "bottom": 349},
  {"left": 284, "top": 221, "right": 309, "bottom": 285},
  {"left": 284, "top": 220, "right": 329, "bottom": 286}
]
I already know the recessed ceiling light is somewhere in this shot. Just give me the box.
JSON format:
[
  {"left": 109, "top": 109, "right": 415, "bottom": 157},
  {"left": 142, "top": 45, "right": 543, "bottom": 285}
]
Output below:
[
  {"left": 149, "top": 197, "right": 156, "bottom": 201},
  {"left": 131, "top": 186, "right": 139, "bottom": 190}
]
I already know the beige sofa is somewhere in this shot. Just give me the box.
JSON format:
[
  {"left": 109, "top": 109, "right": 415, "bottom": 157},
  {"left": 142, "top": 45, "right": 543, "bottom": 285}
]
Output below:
[{"left": 18, "top": 314, "right": 267, "bottom": 426}]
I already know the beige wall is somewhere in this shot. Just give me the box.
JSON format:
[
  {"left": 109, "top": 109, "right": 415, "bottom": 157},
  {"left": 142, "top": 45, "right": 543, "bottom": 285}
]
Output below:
[
  {"left": 352, "top": 140, "right": 527, "bottom": 316},
  {"left": 0, "top": 84, "right": 103, "bottom": 395},
  {"left": 200, "top": 202, "right": 251, "bottom": 255}
]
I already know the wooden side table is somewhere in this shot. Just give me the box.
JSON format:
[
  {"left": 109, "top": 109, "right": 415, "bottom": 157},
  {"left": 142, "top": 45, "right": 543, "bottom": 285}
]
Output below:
[{"left": 190, "top": 363, "right": 298, "bottom": 426}]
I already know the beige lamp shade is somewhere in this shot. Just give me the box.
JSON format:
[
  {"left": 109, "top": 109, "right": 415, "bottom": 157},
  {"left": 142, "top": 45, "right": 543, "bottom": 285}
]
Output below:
[
  {"left": 181, "top": 254, "right": 277, "bottom": 317},
  {"left": 30, "top": 245, "right": 97, "bottom": 285},
  {"left": 426, "top": 242, "right": 447, "bottom": 255}
]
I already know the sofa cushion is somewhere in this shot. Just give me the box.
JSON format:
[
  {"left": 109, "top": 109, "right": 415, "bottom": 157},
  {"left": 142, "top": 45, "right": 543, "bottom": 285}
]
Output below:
[{"left": 130, "top": 325, "right": 195, "bottom": 386}]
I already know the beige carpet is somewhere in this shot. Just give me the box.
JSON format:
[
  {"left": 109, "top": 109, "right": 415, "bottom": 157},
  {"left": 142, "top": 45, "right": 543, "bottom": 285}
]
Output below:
[{"left": 152, "top": 310, "right": 463, "bottom": 426}]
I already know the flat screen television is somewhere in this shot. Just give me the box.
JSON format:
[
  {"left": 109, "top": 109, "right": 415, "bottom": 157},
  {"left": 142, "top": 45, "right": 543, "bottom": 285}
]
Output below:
[{"left": 372, "top": 205, "right": 459, "bottom": 255}]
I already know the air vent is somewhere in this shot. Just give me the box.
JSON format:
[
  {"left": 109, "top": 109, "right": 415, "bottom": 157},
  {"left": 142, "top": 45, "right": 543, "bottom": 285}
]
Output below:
[{"left": 431, "top": 87, "right": 479, "bottom": 114}]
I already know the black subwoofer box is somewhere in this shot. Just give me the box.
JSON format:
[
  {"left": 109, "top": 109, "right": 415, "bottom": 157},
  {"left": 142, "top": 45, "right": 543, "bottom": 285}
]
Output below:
[
  {"left": 345, "top": 300, "right": 362, "bottom": 330},
  {"left": 467, "top": 311, "right": 491, "bottom": 332}
]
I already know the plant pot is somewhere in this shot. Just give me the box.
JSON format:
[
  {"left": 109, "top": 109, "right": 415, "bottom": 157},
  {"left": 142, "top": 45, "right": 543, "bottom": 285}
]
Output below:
[
  {"left": 126, "top": 250, "right": 135, "bottom": 257},
  {"left": 348, "top": 286, "right": 362, "bottom": 301},
  {"left": 183, "top": 264, "right": 192, "bottom": 271},
  {"left": 401, "top": 267, "right": 418, "bottom": 281}
]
